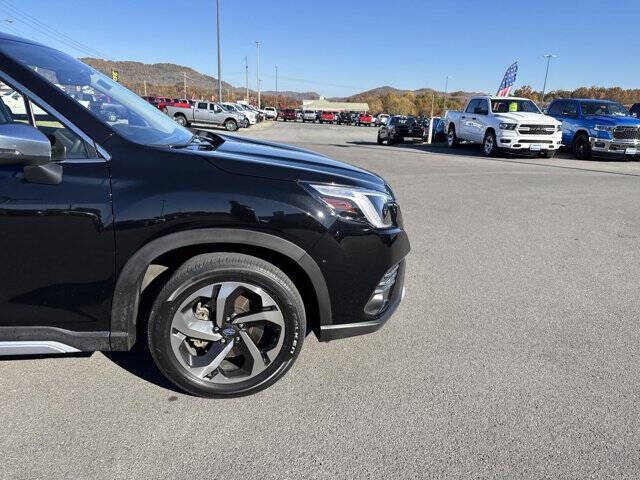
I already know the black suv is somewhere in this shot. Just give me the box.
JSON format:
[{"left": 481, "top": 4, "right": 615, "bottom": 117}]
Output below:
[{"left": 0, "top": 34, "right": 410, "bottom": 397}]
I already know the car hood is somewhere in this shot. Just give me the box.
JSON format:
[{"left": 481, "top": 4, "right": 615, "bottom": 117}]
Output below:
[
  {"left": 494, "top": 112, "right": 559, "bottom": 124},
  {"left": 583, "top": 115, "right": 640, "bottom": 126},
  {"left": 203, "top": 134, "right": 387, "bottom": 191}
]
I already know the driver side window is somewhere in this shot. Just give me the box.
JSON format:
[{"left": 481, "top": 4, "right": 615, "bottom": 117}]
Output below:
[{"left": 30, "top": 100, "right": 96, "bottom": 161}]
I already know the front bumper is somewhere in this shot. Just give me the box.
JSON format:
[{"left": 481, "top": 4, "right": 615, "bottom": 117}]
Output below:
[
  {"left": 590, "top": 137, "right": 640, "bottom": 156},
  {"left": 318, "top": 261, "right": 406, "bottom": 341},
  {"left": 497, "top": 131, "right": 562, "bottom": 152}
]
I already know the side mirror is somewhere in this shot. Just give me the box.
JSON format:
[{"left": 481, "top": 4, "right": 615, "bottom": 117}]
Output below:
[
  {"left": 0, "top": 123, "right": 62, "bottom": 185},
  {"left": 0, "top": 123, "right": 51, "bottom": 166}
]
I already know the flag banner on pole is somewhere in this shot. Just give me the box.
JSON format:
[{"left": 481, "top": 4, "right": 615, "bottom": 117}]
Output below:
[{"left": 497, "top": 62, "right": 517, "bottom": 97}]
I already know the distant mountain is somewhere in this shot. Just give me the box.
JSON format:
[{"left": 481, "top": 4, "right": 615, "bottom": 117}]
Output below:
[
  {"left": 262, "top": 90, "right": 320, "bottom": 101},
  {"left": 80, "top": 58, "right": 319, "bottom": 102},
  {"left": 331, "top": 85, "right": 485, "bottom": 102}
]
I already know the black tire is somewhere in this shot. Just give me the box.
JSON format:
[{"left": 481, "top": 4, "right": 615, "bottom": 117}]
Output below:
[
  {"left": 447, "top": 126, "right": 459, "bottom": 148},
  {"left": 174, "top": 114, "right": 188, "bottom": 127},
  {"left": 225, "top": 119, "right": 238, "bottom": 132},
  {"left": 573, "top": 133, "right": 592, "bottom": 160},
  {"left": 482, "top": 130, "right": 497, "bottom": 157},
  {"left": 377, "top": 133, "right": 383, "bottom": 145},
  {"left": 387, "top": 137, "right": 395, "bottom": 145},
  {"left": 148, "top": 253, "right": 306, "bottom": 398}
]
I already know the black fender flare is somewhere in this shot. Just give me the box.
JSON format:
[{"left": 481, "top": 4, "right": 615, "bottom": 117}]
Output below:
[{"left": 110, "top": 228, "right": 332, "bottom": 350}]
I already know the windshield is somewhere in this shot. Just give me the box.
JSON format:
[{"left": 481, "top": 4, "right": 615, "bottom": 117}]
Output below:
[
  {"left": 0, "top": 40, "right": 192, "bottom": 146},
  {"left": 580, "top": 102, "right": 628, "bottom": 116},
  {"left": 491, "top": 99, "right": 541, "bottom": 113},
  {"left": 389, "top": 117, "right": 408, "bottom": 126}
]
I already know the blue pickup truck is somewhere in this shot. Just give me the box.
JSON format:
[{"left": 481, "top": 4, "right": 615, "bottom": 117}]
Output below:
[{"left": 546, "top": 98, "right": 640, "bottom": 160}]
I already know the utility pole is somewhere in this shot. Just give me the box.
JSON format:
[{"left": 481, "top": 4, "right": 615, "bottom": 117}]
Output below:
[
  {"left": 255, "top": 41, "right": 261, "bottom": 109},
  {"left": 143, "top": 79, "right": 147, "bottom": 96},
  {"left": 183, "top": 72, "right": 187, "bottom": 99},
  {"left": 245, "top": 56, "right": 249, "bottom": 101},
  {"left": 540, "top": 54, "right": 557, "bottom": 105},
  {"left": 443, "top": 75, "right": 450, "bottom": 115},
  {"left": 275, "top": 65, "right": 278, "bottom": 109},
  {"left": 216, "top": 0, "right": 222, "bottom": 102}
]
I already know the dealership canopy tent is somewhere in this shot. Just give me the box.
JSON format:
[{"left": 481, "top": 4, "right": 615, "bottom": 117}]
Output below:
[{"left": 301, "top": 99, "right": 369, "bottom": 112}]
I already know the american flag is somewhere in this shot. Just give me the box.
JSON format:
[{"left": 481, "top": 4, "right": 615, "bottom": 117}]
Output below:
[{"left": 497, "top": 62, "right": 518, "bottom": 97}]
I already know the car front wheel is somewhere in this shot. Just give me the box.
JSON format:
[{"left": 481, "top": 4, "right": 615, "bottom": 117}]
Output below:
[
  {"left": 148, "top": 253, "right": 305, "bottom": 398},
  {"left": 483, "top": 130, "right": 497, "bottom": 157}
]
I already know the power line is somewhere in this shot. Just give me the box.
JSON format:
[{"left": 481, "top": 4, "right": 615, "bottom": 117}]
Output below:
[{"left": 0, "top": 0, "right": 111, "bottom": 59}]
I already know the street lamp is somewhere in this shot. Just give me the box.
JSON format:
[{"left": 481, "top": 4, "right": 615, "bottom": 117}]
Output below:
[
  {"left": 540, "top": 54, "right": 557, "bottom": 104},
  {"left": 216, "top": 0, "right": 222, "bottom": 102},
  {"left": 443, "top": 75, "right": 451, "bottom": 114},
  {"left": 255, "top": 41, "right": 261, "bottom": 109}
]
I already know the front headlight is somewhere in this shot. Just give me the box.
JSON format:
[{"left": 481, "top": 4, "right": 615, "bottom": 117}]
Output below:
[
  {"left": 305, "top": 183, "right": 395, "bottom": 229},
  {"left": 499, "top": 122, "right": 517, "bottom": 130},
  {"left": 594, "top": 124, "right": 614, "bottom": 133}
]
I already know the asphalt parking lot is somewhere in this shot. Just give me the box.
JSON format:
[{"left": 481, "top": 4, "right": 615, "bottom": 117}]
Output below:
[{"left": 3, "top": 120, "right": 640, "bottom": 479}]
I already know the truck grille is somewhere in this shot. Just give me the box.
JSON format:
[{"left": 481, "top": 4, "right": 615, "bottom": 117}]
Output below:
[
  {"left": 518, "top": 124, "right": 556, "bottom": 135},
  {"left": 613, "top": 126, "right": 640, "bottom": 140}
]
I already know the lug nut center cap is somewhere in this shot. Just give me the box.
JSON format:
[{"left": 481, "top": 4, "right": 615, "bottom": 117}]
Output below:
[{"left": 221, "top": 326, "right": 236, "bottom": 338}]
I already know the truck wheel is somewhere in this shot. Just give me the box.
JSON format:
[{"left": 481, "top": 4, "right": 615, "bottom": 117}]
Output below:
[
  {"left": 573, "top": 133, "right": 592, "bottom": 160},
  {"left": 377, "top": 133, "right": 383, "bottom": 145},
  {"left": 483, "top": 131, "right": 497, "bottom": 156},
  {"left": 225, "top": 119, "right": 238, "bottom": 132},
  {"left": 147, "top": 253, "right": 306, "bottom": 398},
  {"left": 447, "top": 126, "right": 459, "bottom": 148},
  {"left": 174, "top": 115, "right": 187, "bottom": 126}
]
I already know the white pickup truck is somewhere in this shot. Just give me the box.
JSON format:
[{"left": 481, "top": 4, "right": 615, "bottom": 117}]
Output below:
[{"left": 443, "top": 96, "right": 562, "bottom": 157}]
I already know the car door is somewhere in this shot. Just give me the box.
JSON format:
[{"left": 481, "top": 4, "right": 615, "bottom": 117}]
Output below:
[
  {"left": 208, "top": 103, "right": 225, "bottom": 125},
  {"left": 0, "top": 80, "right": 114, "bottom": 338},
  {"left": 472, "top": 98, "right": 490, "bottom": 142},
  {"left": 460, "top": 99, "right": 479, "bottom": 140},
  {"left": 194, "top": 102, "right": 209, "bottom": 123},
  {"left": 560, "top": 101, "right": 579, "bottom": 145}
]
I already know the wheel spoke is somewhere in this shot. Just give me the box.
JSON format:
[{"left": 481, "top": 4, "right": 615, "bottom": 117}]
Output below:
[
  {"left": 188, "top": 340, "right": 235, "bottom": 379},
  {"left": 239, "top": 331, "right": 267, "bottom": 376},
  {"left": 172, "top": 310, "right": 222, "bottom": 342},
  {"left": 232, "top": 308, "right": 284, "bottom": 327},
  {"left": 215, "top": 283, "right": 240, "bottom": 327}
]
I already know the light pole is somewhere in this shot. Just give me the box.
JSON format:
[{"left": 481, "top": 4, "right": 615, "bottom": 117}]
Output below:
[
  {"left": 275, "top": 65, "right": 278, "bottom": 109},
  {"left": 255, "top": 41, "right": 261, "bottom": 109},
  {"left": 541, "top": 54, "right": 557, "bottom": 104},
  {"left": 443, "top": 75, "right": 451, "bottom": 114},
  {"left": 245, "top": 56, "right": 249, "bottom": 101},
  {"left": 216, "top": 0, "right": 222, "bottom": 102}
]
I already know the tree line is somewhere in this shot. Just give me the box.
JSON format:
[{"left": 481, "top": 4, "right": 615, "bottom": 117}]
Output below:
[{"left": 514, "top": 85, "right": 640, "bottom": 106}]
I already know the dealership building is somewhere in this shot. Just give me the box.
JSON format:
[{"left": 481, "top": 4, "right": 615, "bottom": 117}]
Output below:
[{"left": 302, "top": 97, "right": 369, "bottom": 112}]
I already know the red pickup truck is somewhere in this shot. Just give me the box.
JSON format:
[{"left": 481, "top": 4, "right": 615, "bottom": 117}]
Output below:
[
  {"left": 278, "top": 109, "right": 297, "bottom": 121},
  {"left": 358, "top": 112, "right": 374, "bottom": 126},
  {"left": 320, "top": 111, "right": 336, "bottom": 124},
  {"left": 143, "top": 96, "right": 190, "bottom": 112}
]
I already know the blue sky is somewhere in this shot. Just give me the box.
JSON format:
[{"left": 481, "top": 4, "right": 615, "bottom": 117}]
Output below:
[{"left": 2, "top": 0, "right": 639, "bottom": 97}]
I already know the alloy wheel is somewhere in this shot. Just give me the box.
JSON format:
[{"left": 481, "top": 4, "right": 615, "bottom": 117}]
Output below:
[
  {"left": 484, "top": 134, "right": 494, "bottom": 155},
  {"left": 169, "top": 281, "right": 285, "bottom": 384}
]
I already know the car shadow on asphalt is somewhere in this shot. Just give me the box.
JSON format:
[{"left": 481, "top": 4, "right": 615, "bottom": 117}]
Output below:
[{"left": 103, "top": 345, "right": 181, "bottom": 394}]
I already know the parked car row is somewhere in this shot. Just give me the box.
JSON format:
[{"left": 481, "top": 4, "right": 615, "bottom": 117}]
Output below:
[
  {"left": 277, "top": 109, "right": 384, "bottom": 126},
  {"left": 377, "top": 116, "right": 445, "bottom": 144},
  {"left": 438, "top": 95, "right": 640, "bottom": 160}
]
